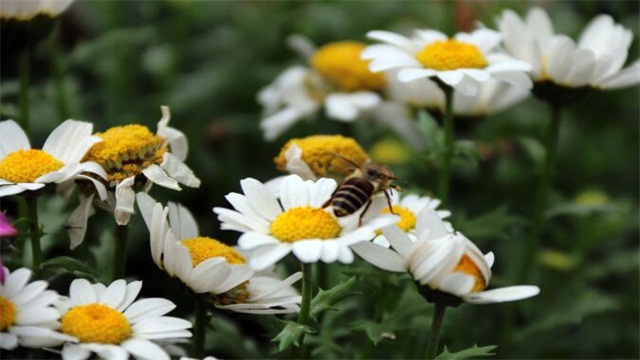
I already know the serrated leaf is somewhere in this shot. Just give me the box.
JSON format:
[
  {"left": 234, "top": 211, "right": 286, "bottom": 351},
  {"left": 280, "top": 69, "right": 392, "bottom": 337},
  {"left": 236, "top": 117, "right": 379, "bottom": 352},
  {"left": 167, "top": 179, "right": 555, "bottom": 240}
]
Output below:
[
  {"left": 351, "top": 320, "right": 395, "bottom": 345},
  {"left": 436, "top": 344, "right": 497, "bottom": 359},
  {"left": 310, "top": 276, "right": 357, "bottom": 320},
  {"left": 271, "top": 319, "right": 313, "bottom": 351},
  {"left": 41, "top": 256, "right": 99, "bottom": 280}
]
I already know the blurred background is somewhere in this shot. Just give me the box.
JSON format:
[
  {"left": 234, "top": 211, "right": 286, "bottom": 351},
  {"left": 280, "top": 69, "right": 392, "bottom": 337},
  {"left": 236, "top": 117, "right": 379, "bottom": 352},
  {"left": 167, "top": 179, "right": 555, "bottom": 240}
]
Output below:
[{"left": 0, "top": 1, "right": 638, "bottom": 359}]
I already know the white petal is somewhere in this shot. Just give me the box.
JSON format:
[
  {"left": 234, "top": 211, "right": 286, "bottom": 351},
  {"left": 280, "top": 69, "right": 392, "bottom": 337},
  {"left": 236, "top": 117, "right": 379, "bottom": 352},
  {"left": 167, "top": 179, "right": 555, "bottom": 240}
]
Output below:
[
  {"left": 366, "top": 30, "right": 420, "bottom": 53},
  {"left": 308, "top": 177, "right": 337, "bottom": 208},
  {"left": 381, "top": 225, "right": 413, "bottom": 257},
  {"left": 238, "top": 232, "right": 279, "bottom": 250},
  {"left": 161, "top": 153, "right": 200, "bottom": 188},
  {"left": 66, "top": 194, "right": 95, "bottom": 249},
  {"left": 124, "top": 298, "right": 176, "bottom": 324},
  {"left": 546, "top": 36, "right": 576, "bottom": 84},
  {"left": 16, "top": 307, "right": 60, "bottom": 325},
  {"left": 291, "top": 240, "right": 323, "bottom": 263},
  {"left": 0, "top": 120, "right": 30, "bottom": 160},
  {"left": 224, "top": 193, "right": 271, "bottom": 232},
  {"left": 416, "top": 208, "right": 451, "bottom": 241},
  {"left": 280, "top": 174, "right": 310, "bottom": 209},
  {"left": 142, "top": 164, "right": 181, "bottom": 191},
  {"left": 117, "top": 281, "right": 143, "bottom": 312},
  {"left": 132, "top": 317, "right": 192, "bottom": 335},
  {"left": 464, "top": 285, "right": 540, "bottom": 304},
  {"left": 398, "top": 68, "right": 437, "bottom": 82},
  {"left": 351, "top": 242, "right": 405, "bottom": 272},
  {"left": 250, "top": 272, "right": 302, "bottom": 301},
  {"left": 122, "top": 338, "right": 169, "bottom": 360},
  {"left": 248, "top": 244, "right": 292, "bottom": 271},
  {"left": 597, "top": 60, "right": 640, "bottom": 89},
  {"left": 114, "top": 177, "right": 136, "bottom": 225},
  {"left": 0, "top": 184, "right": 41, "bottom": 197},
  {"left": 167, "top": 202, "right": 199, "bottom": 240},
  {"left": 214, "top": 207, "right": 267, "bottom": 233},
  {"left": 10, "top": 280, "right": 47, "bottom": 306},
  {"left": 69, "top": 278, "right": 96, "bottom": 305},
  {"left": 99, "top": 279, "right": 127, "bottom": 309},
  {"left": 62, "top": 344, "right": 91, "bottom": 360},
  {"left": 320, "top": 241, "right": 340, "bottom": 263},
  {"left": 241, "top": 177, "right": 282, "bottom": 221},
  {"left": 42, "top": 120, "right": 96, "bottom": 164},
  {"left": 439, "top": 272, "right": 475, "bottom": 297}
]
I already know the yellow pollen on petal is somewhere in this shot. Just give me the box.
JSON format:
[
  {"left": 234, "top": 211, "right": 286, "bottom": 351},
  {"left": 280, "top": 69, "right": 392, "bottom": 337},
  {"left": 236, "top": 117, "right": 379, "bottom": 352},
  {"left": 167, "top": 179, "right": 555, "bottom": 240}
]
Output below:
[
  {"left": 270, "top": 206, "right": 341, "bottom": 243},
  {"left": 382, "top": 205, "right": 416, "bottom": 232},
  {"left": 181, "top": 237, "right": 246, "bottom": 266},
  {"left": 452, "top": 255, "right": 486, "bottom": 292},
  {"left": 214, "top": 282, "right": 251, "bottom": 305},
  {"left": 83, "top": 125, "right": 166, "bottom": 183},
  {"left": 274, "top": 135, "right": 370, "bottom": 178},
  {"left": 0, "top": 149, "right": 64, "bottom": 183},
  {"left": 0, "top": 296, "right": 17, "bottom": 331},
  {"left": 60, "top": 303, "right": 132, "bottom": 344},
  {"left": 416, "top": 40, "right": 488, "bottom": 71},
  {"left": 310, "top": 41, "right": 386, "bottom": 92}
]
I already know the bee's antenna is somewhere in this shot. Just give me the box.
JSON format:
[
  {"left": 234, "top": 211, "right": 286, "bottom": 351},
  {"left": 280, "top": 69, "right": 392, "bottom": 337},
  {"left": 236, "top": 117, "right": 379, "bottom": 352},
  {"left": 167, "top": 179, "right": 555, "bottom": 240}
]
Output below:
[{"left": 324, "top": 151, "right": 362, "bottom": 169}]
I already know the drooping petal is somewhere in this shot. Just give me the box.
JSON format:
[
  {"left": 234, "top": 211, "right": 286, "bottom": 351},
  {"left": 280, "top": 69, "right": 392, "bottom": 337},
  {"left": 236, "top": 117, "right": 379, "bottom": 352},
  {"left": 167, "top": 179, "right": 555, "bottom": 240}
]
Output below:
[
  {"left": 464, "top": 285, "right": 540, "bottom": 304},
  {"left": 351, "top": 242, "right": 405, "bottom": 272}
]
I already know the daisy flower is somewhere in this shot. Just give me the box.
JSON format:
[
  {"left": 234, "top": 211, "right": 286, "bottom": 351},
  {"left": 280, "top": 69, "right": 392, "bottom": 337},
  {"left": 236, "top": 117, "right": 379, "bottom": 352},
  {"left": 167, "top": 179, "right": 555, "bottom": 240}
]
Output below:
[
  {"left": 136, "top": 193, "right": 301, "bottom": 314},
  {"left": 497, "top": 7, "right": 640, "bottom": 92},
  {"left": 259, "top": 39, "right": 387, "bottom": 141},
  {"left": 213, "top": 174, "right": 399, "bottom": 271},
  {"left": 67, "top": 106, "right": 201, "bottom": 247},
  {"left": 372, "top": 189, "right": 452, "bottom": 248},
  {"left": 0, "top": 0, "right": 73, "bottom": 20},
  {"left": 353, "top": 208, "right": 540, "bottom": 304},
  {"left": 57, "top": 278, "right": 192, "bottom": 360},
  {"left": 0, "top": 267, "right": 72, "bottom": 350},
  {"left": 362, "top": 28, "right": 533, "bottom": 96},
  {"left": 0, "top": 119, "right": 106, "bottom": 198}
]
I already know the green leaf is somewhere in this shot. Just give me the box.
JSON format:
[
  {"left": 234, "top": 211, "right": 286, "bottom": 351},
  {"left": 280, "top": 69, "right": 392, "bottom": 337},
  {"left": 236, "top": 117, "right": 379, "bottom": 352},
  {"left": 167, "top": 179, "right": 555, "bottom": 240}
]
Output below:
[
  {"left": 350, "top": 320, "right": 396, "bottom": 345},
  {"left": 454, "top": 139, "right": 480, "bottom": 168},
  {"left": 310, "top": 276, "right": 357, "bottom": 320},
  {"left": 40, "top": 256, "right": 99, "bottom": 280},
  {"left": 455, "top": 206, "right": 525, "bottom": 241},
  {"left": 517, "top": 136, "right": 545, "bottom": 169},
  {"left": 271, "top": 320, "right": 313, "bottom": 351},
  {"left": 436, "top": 344, "right": 497, "bottom": 359}
]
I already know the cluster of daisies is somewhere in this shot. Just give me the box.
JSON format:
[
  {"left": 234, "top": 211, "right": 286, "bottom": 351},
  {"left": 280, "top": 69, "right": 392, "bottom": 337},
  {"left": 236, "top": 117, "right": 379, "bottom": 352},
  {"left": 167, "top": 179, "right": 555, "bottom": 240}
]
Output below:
[{"left": 258, "top": 7, "right": 639, "bottom": 142}]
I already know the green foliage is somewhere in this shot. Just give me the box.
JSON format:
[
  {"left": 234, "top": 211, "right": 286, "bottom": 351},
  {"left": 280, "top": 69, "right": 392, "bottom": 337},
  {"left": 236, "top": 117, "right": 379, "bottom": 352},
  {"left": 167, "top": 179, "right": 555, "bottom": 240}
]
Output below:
[
  {"left": 437, "top": 344, "right": 497, "bottom": 359},
  {"left": 310, "top": 276, "right": 357, "bottom": 320},
  {"left": 272, "top": 319, "right": 313, "bottom": 352}
]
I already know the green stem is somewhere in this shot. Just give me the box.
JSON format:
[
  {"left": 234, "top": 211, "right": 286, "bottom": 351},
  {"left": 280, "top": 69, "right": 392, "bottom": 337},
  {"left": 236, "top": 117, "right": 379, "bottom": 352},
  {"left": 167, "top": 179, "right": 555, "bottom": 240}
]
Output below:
[
  {"left": 425, "top": 302, "right": 447, "bottom": 360},
  {"left": 518, "top": 104, "right": 563, "bottom": 283},
  {"left": 296, "top": 262, "right": 313, "bottom": 358},
  {"left": 112, "top": 225, "right": 128, "bottom": 281},
  {"left": 437, "top": 84, "right": 455, "bottom": 206},
  {"left": 19, "top": 47, "right": 30, "bottom": 134},
  {"left": 50, "top": 24, "right": 71, "bottom": 121},
  {"left": 25, "top": 196, "right": 41, "bottom": 269},
  {"left": 193, "top": 298, "right": 208, "bottom": 358}
]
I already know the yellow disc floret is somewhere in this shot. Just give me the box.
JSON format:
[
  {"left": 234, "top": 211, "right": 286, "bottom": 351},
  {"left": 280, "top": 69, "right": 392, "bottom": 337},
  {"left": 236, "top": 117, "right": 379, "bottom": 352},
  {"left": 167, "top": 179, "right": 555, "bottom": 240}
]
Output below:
[
  {"left": 275, "top": 135, "right": 370, "bottom": 178},
  {"left": 181, "top": 237, "right": 246, "bottom": 266},
  {"left": 452, "top": 255, "right": 486, "bottom": 292},
  {"left": 0, "top": 149, "right": 64, "bottom": 183},
  {"left": 382, "top": 205, "right": 416, "bottom": 232},
  {"left": 0, "top": 296, "right": 17, "bottom": 331},
  {"left": 83, "top": 125, "right": 166, "bottom": 183},
  {"left": 311, "top": 41, "right": 386, "bottom": 92},
  {"left": 270, "top": 206, "right": 341, "bottom": 243},
  {"left": 61, "top": 304, "right": 132, "bottom": 344},
  {"left": 416, "top": 40, "right": 488, "bottom": 71}
]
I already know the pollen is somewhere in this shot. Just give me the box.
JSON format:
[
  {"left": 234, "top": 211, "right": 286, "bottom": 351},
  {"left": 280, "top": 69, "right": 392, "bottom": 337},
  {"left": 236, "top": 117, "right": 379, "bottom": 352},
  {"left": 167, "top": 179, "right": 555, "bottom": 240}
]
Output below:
[
  {"left": 83, "top": 125, "right": 166, "bottom": 183},
  {"left": 274, "top": 135, "right": 370, "bottom": 178},
  {"left": 60, "top": 303, "right": 132, "bottom": 344},
  {"left": 0, "top": 296, "right": 17, "bottom": 331},
  {"left": 215, "top": 282, "right": 251, "bottom": 305},
  {"left": 310, "top": 41, "right": 386, "bottom": 92},
  {"left": 181, "top": 237, "right": 246, "bottom": 266},
  {"left": 452, "top": 255, "right": 486, "bottom": 292},
  {"left": 416, "top": 40, "right": 488, "bottom": 71},
  {"left": 270, "top": 206, "right": 341, "bottom": 243},
  {"left": 382, "top": 205, "right": 416, "bottom": 232},
  {"left": 0, "top": 149, "right": 64, "bottom": 183}
]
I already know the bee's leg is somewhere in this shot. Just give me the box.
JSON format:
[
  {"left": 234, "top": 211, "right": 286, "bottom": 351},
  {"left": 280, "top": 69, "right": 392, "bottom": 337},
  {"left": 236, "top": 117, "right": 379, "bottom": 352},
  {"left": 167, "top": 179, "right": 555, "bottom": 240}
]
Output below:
[
  {"left": 358, "top": 199, "right": 372, "bottom": 226},
  {"left": 383, "top": 190, "right": 396, "bottom": 215}
]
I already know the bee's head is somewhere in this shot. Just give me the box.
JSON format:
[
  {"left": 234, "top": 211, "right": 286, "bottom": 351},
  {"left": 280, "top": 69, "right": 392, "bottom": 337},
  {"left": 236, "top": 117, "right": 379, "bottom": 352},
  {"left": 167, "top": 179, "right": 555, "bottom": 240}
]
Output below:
[{"left": 362, "top": 163, "right": 396, "bottom": 186}]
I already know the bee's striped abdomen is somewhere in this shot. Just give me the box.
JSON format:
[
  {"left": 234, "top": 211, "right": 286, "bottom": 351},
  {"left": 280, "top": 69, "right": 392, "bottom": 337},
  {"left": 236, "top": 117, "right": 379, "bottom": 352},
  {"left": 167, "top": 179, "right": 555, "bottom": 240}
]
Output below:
[{"left": 331, "top": 178, "right": 374, "bottom": 217}]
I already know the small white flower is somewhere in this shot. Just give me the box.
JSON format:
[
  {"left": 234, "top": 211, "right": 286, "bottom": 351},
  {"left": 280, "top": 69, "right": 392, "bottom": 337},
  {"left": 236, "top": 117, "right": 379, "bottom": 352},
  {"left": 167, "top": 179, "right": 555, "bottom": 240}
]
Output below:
[
  {"left": 0, "top": 267, "right": 72, "bottom": 350},
  {"left": 353, "top": 209, "right": 540, "bottom": 304},
  {"left": 57, "top": 278, "right": 192, "bottom": 360},
  {"left": 0, "top": 119, "right": 107, "bottom": 198},
  {"left": 372, "top": 189, "right": 452, "bottom": 247},
  {"left": 213, "top": 174, "right": 398, "bottom": 271},
  {"left": 259, "top": 39, "right": 387, "bottom": 141},
  {"left": 137, "top": 193, "right": 302, "bottom": 314},
  {"left": 497, "top": 7, "right": 640, "bottom": 89},
  {"left": 66, "top": 106, "right": 200, "bottom": 248},
  {"left": 0, "top": 0, "right": 73, "bottom": 20},
  {"left": 362, "top": 28, "right": 533, "bottom": 96}
]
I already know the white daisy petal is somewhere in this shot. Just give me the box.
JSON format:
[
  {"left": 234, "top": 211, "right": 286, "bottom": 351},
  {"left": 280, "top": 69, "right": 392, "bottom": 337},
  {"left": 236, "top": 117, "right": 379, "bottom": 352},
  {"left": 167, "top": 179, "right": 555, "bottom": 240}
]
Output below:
[
  {"left": 464, "top": 285, "right": 540, "bottom": 304},
  {"left": 69, "top": 278, "right": 96, "bottom": 305},
  {"left": 123, "top": 298, "right": 176, "bottom": 323},
  {"left": 122, "top": 338, "right": 169, "bottom": 360},
  {"left": 0, "top": 120, "right": 30, "bottom": 159},
  {"left": 142, "top": 164, "right": 181, "bottom": 191},
  {"left": 240, "top": 178, "right": 282, "bottom": 220},
  {"left": 291, "top": 240, "right": 324, "bottom": 263},
  {"left": 248, "top": 244, "right": 292, "bottom": 271},
  {"left": 351, "top": 242, "right": 405, "bottom": 272},
  {"left": 62, "top": 344, "right": 91, "bottom": 360}
]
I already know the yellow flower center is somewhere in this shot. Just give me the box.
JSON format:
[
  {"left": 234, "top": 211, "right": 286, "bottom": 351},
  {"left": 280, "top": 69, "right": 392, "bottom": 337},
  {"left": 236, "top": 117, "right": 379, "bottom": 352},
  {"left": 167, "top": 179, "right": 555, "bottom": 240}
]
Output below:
[
  {"left": 574, "top": 190, "right": 608, "bottom": 207},
  {"left": 0, "top": 149, "right": 64, "bottom": 183},
  {"left": 0, "top": 296, "right": 17, "bottom": 331},
  {"left": 83, "top": 125, "right": 166, "bottom": 183},
  {"left": 452, "top": 255, "right": 486, "bottom": 292},
  {"left": 416, "top": 40, "right": 488, "bottom": 71},
  {"left": 270, "top": 206, "right": 341, "bottom": 243},
  {"left": 60, "top": 304, "right": 132, "bottom": 344},
  {"left": 274, "top": 135, "right": 370, "bottom": 178},
  {"left": 382, "top": 205, "right": 416, "bottom": 232},
  {"left": 370, "top": 139, "right": 409, "bottom": 165},
  {"left": 310, "top": 41, "right": 386, "bottom": 92},
  {"left": 181, "top": 237, "right": 246, "bottom": 266}
]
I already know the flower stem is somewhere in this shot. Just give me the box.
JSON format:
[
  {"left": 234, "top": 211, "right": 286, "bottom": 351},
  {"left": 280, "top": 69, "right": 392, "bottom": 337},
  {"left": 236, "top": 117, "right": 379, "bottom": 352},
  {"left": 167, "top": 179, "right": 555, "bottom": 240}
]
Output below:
[
  {"left": 193, "top": 298, "right": 209, "bottom": 358},
  {"left": 25, "top": 196, "right": 41, "bottom": 269},
  {"left": 518, "top": 103, "right": 563, "bottom": 283},
  {"left": 425, "top": 302, "right": 447, "bottom": 360},
  {"left": 296, "top": 262, "right": 313, "bottom": 358},
  {"left": 437, "top": 84, "right": 455, "bottom": 207},
  {"left": 19, "top": 47, "right": 31, "bottom": 134},
  {"left": 112, "top": 225, "right": 128, "bottom": 281},
  {"left": 50, "top": 24, "right": 71, "bottom": 121}
]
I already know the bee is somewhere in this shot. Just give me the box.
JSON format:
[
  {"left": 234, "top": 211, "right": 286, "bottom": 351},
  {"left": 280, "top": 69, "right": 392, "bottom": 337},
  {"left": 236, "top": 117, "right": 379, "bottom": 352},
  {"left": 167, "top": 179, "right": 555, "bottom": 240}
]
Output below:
[{"left": 323, "top": 156, "right": 399, "bottom": 224}]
